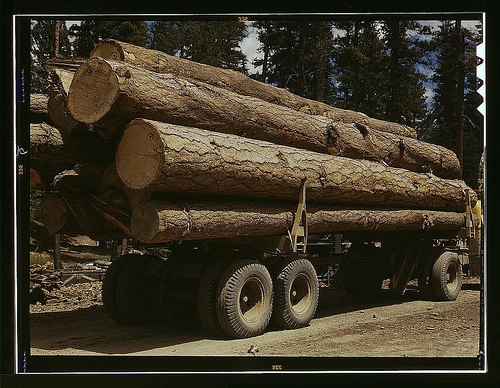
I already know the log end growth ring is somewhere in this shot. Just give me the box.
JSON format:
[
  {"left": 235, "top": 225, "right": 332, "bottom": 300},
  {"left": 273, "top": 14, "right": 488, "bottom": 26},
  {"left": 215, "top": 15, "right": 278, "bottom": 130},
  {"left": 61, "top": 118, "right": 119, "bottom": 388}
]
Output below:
[
  {"left": 116, "top": 119, "right": 164, "bottom": 190},
  {"left": 90, "top": 40, "right": 125, "bottom": 62},
  {"left": 67, "top": 58, "right": 119, "bottom": 123},
  {"left": 130, "top": 201, "right": 161, "bottom": 243},
  {"left": 41, "top": 193, "right": 68, "bottom": 233}
]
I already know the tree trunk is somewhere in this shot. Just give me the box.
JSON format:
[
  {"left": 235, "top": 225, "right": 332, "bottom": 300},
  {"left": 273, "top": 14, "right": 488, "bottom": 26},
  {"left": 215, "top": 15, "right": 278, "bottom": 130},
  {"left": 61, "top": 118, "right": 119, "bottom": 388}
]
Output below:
[
  {"left": 30, "top": 123, "right": 79, "bottom": 187},
  {"left": 48, "top": 69, "right": 81, "bottom": 132},
  {"left": 329, "top": 120, "right": 460, "bottom": 179},
  {"left": 68, "top": 58, "right": 456, "bottom": 178},
  {"left": 101, "top": 161, "right": 151, "bottom": 211},
  {"left": 455, "top": 19, "right": 465, "bottom": 179},
  {"left": 40, "top": 192, "right": 81, "bottom": 234},
  {"left": 116, "top": 119, "right": 474, "bottom": 212},
  {"left": 90, "top": 39, "right": 417, "bottom": 139},
  {"left": 30, "top": 94, "right": 49, "bottom": 122},
  {"left": 53, "top": 170, "right": 125, "bottom": 240},
  {"left": 30, "top": 122, "right": 117, "bottom": 188},
  {"left": 131, "top": 199, "right": 466, "bottom": 243}
]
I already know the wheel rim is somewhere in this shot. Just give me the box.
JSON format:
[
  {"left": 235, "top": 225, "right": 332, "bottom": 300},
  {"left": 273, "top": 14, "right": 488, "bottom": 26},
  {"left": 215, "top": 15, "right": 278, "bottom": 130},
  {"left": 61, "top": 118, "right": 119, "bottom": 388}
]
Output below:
[
  {"left": 238, "top": 276, "right": 266, "bottom": 323},
  {"left": 289, "top": 273, "right": 312, "bottom": 315},
  {"left": 446, "top": 262, "right": 459, "bottom": 292}
]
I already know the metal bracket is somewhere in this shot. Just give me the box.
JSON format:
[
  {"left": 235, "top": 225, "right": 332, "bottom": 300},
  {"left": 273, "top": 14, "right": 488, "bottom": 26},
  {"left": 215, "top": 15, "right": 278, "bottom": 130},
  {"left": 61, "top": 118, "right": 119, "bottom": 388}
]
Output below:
[
  {"left": 288, "top": 179, "right": 308, "bottom": 254},
  {"left": 465, "top": 189, "right": 476, "bottom": 240}
]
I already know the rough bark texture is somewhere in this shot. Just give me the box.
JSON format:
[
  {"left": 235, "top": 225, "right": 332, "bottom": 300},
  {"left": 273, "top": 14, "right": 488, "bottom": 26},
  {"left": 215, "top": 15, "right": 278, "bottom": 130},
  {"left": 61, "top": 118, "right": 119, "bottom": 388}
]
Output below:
[
  {"left": 116, "top": 119, "right": 474, "bottom": 212},
  {"left": 131, "top": 199, "right": 466, "bottom": 243},
  {"left": 30, "top": 123, "right": 80, "bottom": 187},
  {"left": 53, "top": 170, "right": 125, "bottom": 240},
  {"left": 40, "top": 192, "right": 81, "bottom": 234},
  {"left": 30, "top": 94, "right": 49, "bottom": 122},
  {"left": 92, "top": 39, "right": 417, "bottom": 139},
  {"left": 67, "top": 58, "right": 456, "bottom": 178},
  {"left": 48, "top": 69, "right": 81, "bottom": 132},
  {"left": 30, "top": 122, "right": 117, "bottom": 188},
  {"left": 102, "top": 161, "right": 151, "bottom": 212},
  {"left": 328, "top": 122, "right": 459, "bottom": 179}
]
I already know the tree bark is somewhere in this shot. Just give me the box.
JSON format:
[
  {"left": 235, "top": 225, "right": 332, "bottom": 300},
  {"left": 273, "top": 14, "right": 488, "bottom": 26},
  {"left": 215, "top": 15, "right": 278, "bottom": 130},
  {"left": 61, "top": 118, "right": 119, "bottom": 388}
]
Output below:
[
  {"left": 68, "top": 58, "right": 456, "bottom": 178},
  {"left": 30, "top": 94, "right": 49, "bottom": 122},
  {"left": 40, "top": 192, "right": 81, "bottom": 234},
  {"left": 30, "top": 123, "right": 79, "bottom": 187},
  {"left": 48, "top": 69, "right": 81, "bottom": 132},
  {"left": 91, "top": 39, "right": 418, "bottom": 139},
  {"left": 131, "top": 199, "right": 466, "bottom": 243},
  {"left": 116, "top": 119, "right": 474, "bottom": 212},
  {"left": 30, "top": 122, "right": 117, "bottom": 188},
  {"left": 102, "top": 161, "right": 151, "bottom": 211},
  {"left": 329, "top": 122, "right": 459, "bottom": 179}
]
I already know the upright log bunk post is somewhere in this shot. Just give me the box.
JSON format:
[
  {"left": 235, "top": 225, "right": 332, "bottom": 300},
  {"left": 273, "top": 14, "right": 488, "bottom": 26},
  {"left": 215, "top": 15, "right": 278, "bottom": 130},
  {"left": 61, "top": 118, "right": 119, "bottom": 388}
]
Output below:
[{"left": 288, "top": 179, "right": 308, "bottom": 254}]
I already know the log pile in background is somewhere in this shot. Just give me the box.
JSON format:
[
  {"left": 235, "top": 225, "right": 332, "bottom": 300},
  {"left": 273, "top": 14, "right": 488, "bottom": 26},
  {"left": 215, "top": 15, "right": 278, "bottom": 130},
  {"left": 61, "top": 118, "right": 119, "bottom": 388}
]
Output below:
[{"left": 31, "top": 40, "right": 476, "bottom": 243}]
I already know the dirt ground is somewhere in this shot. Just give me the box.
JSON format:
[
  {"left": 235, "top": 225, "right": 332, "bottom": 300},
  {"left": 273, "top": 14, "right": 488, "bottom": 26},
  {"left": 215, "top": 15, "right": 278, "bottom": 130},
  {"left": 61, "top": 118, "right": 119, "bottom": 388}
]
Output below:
[{"left": 29, "top": 276, "right": 482, "bottom": 359}]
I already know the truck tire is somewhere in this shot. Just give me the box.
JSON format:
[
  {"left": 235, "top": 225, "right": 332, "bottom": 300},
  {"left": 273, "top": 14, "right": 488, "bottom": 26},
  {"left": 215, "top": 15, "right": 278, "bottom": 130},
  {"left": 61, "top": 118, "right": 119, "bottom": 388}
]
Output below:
[
  {"left": 417, "top": 247, "right": 442, "bottom": 300},
  {"left": 216, "top": 259, "right": 273, "bottom": 338},
  {"left": 116, "top": 255, "right": 165, "bottom": 324},
  {"left": 272, "top": 258, "right": 319, "bottom": 330},
  {"left": 197, "top": 258, "right": 233, "bottom": 335},
  {"left": 102, "top": 254, "right": 135, "bottom": 323},
  {"left": 431, "top": 251, "right": 462, "bottom": 301}
]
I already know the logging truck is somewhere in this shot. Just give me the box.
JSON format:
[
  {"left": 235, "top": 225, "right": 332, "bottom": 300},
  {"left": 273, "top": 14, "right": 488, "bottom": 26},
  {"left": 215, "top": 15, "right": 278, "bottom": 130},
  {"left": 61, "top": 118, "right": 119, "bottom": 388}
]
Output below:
[
  {"left": 97, "top": 180, "right": 481, "bottom": 339},
  {"left": 32, "top": 39, "right": 483, "bottom": 339}
]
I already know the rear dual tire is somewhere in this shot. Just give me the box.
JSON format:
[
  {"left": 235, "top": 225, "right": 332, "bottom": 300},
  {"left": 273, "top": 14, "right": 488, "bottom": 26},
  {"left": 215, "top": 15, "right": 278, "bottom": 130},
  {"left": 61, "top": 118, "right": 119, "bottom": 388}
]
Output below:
[
  {"left": 216, "top": 260, "right": 273, "bottom": 339},
  {"left": 418, "top": 250, "right": 462, "bottom": 301},
  {"left": 272, "top": 258, "right": 319, "bottom": 330}
]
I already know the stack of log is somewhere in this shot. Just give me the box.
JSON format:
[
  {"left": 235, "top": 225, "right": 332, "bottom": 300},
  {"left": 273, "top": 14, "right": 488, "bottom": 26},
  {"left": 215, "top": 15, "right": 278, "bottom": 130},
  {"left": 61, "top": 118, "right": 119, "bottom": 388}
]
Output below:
[{"left": 31, "top": 39, "right": 476, "bottom": 245}]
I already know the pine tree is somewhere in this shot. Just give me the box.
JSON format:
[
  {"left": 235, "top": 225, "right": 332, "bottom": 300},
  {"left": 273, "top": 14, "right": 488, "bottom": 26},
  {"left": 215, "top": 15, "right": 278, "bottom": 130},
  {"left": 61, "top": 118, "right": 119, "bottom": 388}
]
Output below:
[
  {"left": 69, "top": 21, "right": 149, "bottom": 58},
  {"left": 252, "top": 20, "right": 333, "bottom": 101},
  {"left": 428, "top": 20, "right": 483, "bottom": 187},
  {"left": 330, "top": 21, "right": 388, "bottom": 117},
  {"left": 30, "top": 20, "right": 72, "bottom": 93},
  {"left": 381, "top": 20, "right": 429, "bottom": 127},
  {"left": 150, "top": 21, "right": 247, "bottom": 72}
]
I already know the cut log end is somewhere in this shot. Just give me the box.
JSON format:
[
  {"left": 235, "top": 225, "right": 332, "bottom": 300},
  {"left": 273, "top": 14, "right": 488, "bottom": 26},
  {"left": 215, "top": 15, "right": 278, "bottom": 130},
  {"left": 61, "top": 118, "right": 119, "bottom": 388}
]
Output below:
[
  {"left": 91, "top": 40, "right": 125, "bottom": 62},
  {"left": 130, "top": 201, "right": 162, "bottom": 243},
  {"left": 41, "top": 193, "right": 69, "bottom": 233},
  {"left": 67, "top": 58, "right": 119, "bottom": 123},
  {"left": 116, "top": 119, "right": 164, "bottom": 190}
]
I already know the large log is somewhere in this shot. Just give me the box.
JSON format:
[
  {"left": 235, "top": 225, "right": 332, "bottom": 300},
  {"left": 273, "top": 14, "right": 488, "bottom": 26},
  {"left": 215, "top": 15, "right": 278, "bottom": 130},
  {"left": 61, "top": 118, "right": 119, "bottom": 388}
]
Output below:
[
  {"left": 30, "top": 122, "right": 79, "bottom": 187},
  {"left": 30, "top": 122, "right": 117, "bottom": 187},
  {"left": 91, "top": 39, "right": 417, "bottom": 139},
  {"left": 67, "top": 58, "right": 458, "bottom": 178},
  {"left": 30, "top": 94, "right": 49, "bottom": 122},
  {"left": 131, "top": 199, "right": 466, "bottom": 243},
  {"left": 102, "top": 161, "right": 151, "bottom": 211},
  {"left": 40, "top": 192, "right": 82, "bottom": 234},
  {"left": 116, "top": 119, "right": 474, "bottom": 212},
  {"left": 48, "top": 69, "right": 81, "bottom": 132}
]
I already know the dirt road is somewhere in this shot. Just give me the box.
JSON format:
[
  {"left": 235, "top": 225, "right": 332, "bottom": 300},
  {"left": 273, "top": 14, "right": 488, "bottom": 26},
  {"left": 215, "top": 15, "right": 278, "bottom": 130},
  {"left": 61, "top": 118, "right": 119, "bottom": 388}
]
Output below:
[{"left": 30, "top": 280, "right": 481, "bottom": 359}]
